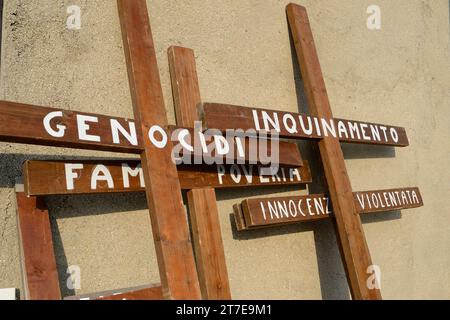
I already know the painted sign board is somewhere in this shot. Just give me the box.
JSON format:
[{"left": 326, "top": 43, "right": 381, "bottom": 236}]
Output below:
[
  {"left": 236, "top": 187, "right": 423, "bottom": 229},
  {"left": 0, "top": 100, "right": 303, "bottom": 167},
  {"left": 23, "top": 160, "right": 312, "bottom": 195},
  {"left": 200, "top": 103, "right": 409, "bottom": 147}
]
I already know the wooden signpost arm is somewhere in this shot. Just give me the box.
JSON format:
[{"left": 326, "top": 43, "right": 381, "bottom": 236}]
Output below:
[
  {"left": 23, "top": 160, "right": 311, "bottom": 196},
  {"left": 117, "top": 0, "right": 200, "bottom": 299},
  {"left": 236, "top": 187, "right": 423, "bottom": 229},
  {"left": 287, "top": 4, "right": 382, "bottom": 300},
  {"left": 168, "top": 46, "right": 232, "bottom": 300}
]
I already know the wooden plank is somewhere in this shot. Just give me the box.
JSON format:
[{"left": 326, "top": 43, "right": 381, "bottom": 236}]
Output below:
[
  {"left": 187, "top": 189, "right": 231, "bottom": 300},
  {"left": 15, "top": 190, "right": 61, "bottom": 300},
  {"left": 353, "top": 188, "right": 423, "bottom": 214},
  {"left": 117, "top": 0, "right": 200, "bottom": 299},
  {"left": 287, "top": 4, "right": 382, "bottom": 299},
  {"left": 169, "top": 46, "right": 231, "bottom": 300},
  {"left": 64, "top": 284, "right": 163, "bottom": 300},
  {"left": 200, "top": 102, "right": 409, "bottom": 147},
  {"left": 242, "top": 194, "right": 330, "bottom": 227},
  {"left": 233, "top": 204, "right": 248, "bottom": 232},
  {"left": 0, "top": 100, "right": 141, "bottom": 153},
  {"left": 239, "top": 187, "right": 423, "bottom": 228},
  {"left": 0, "top": 100, "right": 302, "bottom": 167},
  {"left": 168, "top": 46, "right": 202, "bottom": 129},
  {"left": 23, "top": 160, "right": 311, "bottom": 196}
]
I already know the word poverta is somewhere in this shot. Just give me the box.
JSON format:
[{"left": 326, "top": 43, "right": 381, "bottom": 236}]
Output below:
[
  {"left": 64, "top": 163, "right": 305, "bottom": 190},
  {"left": 23, "top": 160, "right": 312, "bottom": 195}
]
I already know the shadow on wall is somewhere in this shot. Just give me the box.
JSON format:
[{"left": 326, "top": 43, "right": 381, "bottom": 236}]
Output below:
[
  {"left": 46, "top": 192, "right": 148, "bottom": 297},
  {"left": 222, "top": 22, "right": 400, "bottom": 300},
  {"left": 219, "top": 27, "right": 402, "bottom": 299},
  {"left": 0, "top": 153, "right": 148, "bottom": 298},
  {"left": 286, "top": 26, "right": 399, "bottom": 300}
]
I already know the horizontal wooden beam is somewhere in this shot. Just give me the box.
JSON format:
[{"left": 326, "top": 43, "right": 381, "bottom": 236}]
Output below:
[
  {"left": 236, "top": 187, "right": 423, "bottom": 229},
  {"left": 23, "top": 160, "right": 312, "bottom": 195},
  {"left": 64, "top": 284, "right": 163, "bottom": 300},
  {"left": 0, "top": 100, "right": 141, "bottom": 153},
  {"left": 0, "top": 100, "right": 302, "bottom": 167},
  {"left": 200, "top": 103, "right": 409, "bottom": 147}
]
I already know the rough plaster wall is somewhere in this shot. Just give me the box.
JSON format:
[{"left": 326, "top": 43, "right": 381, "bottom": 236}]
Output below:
[{"left": 0, "top": 0, "right": 449, "bottom": 299}]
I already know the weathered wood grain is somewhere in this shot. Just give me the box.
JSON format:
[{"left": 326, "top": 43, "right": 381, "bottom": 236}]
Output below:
[
  {"left": 233, "top": 204, "right": 248, "bottom": 232},
  {"left": 238, "top": 187, "right": 423, "bottom": 228},
  {"left": 187, "top": 189, "right": 232, "bottom": 300},
  {"left": 169, "top": 46, "right": 231, "bottom": 300},
  {"left": 200, "top": 102, "right": 409, "bottom": 147},
  {"left": 0, "top": 100, "right": 302, "bottom": 167},
  {"left": 118, "top": 0, "right": 200, "bottom": 299},
  {"left": 23, "top": 159, "right": 311, "bottom": 196},
  {"left": 287, "top": 3, "right": 382, "bottom": 299},
  {"left": 15, "top": 190, "right": 61, "bottom": 300},
  {"left": 0, "top": 100, "right": 141, "bottom": 153}
]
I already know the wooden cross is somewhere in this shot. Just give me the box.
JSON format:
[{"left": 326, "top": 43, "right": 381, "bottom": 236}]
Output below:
[
  {"left": 199, "top": 4, "right": 422, "bottom": 299},
  {"left": 14, "top": 42, "right": 307, "bottom": 299},
  {"left": 117, "top": 0, "right": 201, "bottom": 299},
  {"left": 6, "top": 1, "right": 302, "bottom": 300},
  {"left": 288, "top": 4, "right": 382, "bottom": 299},
  {"left": 5, "top": 0, "right": 208, "bottom": 300},
  {"left": 3, "top": 2, "right": 422, "bottom": 300}
]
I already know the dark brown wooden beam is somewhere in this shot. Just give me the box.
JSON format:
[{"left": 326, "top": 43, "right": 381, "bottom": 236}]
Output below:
[
  {"left": 23, "top": 160, "right": 311, "bottom": 196},
  {"left": 237, "top": 187, "right": 423, "bottom": 229},
  {"left": 0, "top": 100, "right": 302, "bottom": 167},
  {"left": 233, "top": 204, "right": 248, "bottom": 232},
  {"left": 200, "top": 102, "right": 409, "bottom": 147},
  {"left": 117, "top": 0, "right": 200, "bottom": 299},
  {"left": 287, "top": 3, "right": 382, "bottom": 299},
  {"left": 0, "top": 100, "right": 142, "bottom": 153},
  {"left": 169, "top": 46, "right": 231, "bottom": 300}
]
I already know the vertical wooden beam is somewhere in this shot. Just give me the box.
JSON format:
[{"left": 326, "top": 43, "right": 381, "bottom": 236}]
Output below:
[
  {"left": 187, "top": 189, "right": 231, "bottom": 300},
  {"left": 168, "top": 46, "right": 232, "bottom": 300},
  {"left": 15, "top": 189, "right": 61, "bottom": 300},
  {"left": 168, "top": 46, "right": 202, "bottom": 128},
  {"left": 117, "top": 0, "right": 200, "bottom": 299},
  {"left": 287, "top": 4, "right": 382, "bottom": 300}
]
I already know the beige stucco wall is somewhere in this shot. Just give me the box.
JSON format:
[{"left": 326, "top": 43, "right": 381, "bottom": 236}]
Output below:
[{"left": 0, "top": 0, "right": 449, "bottom": 299}]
